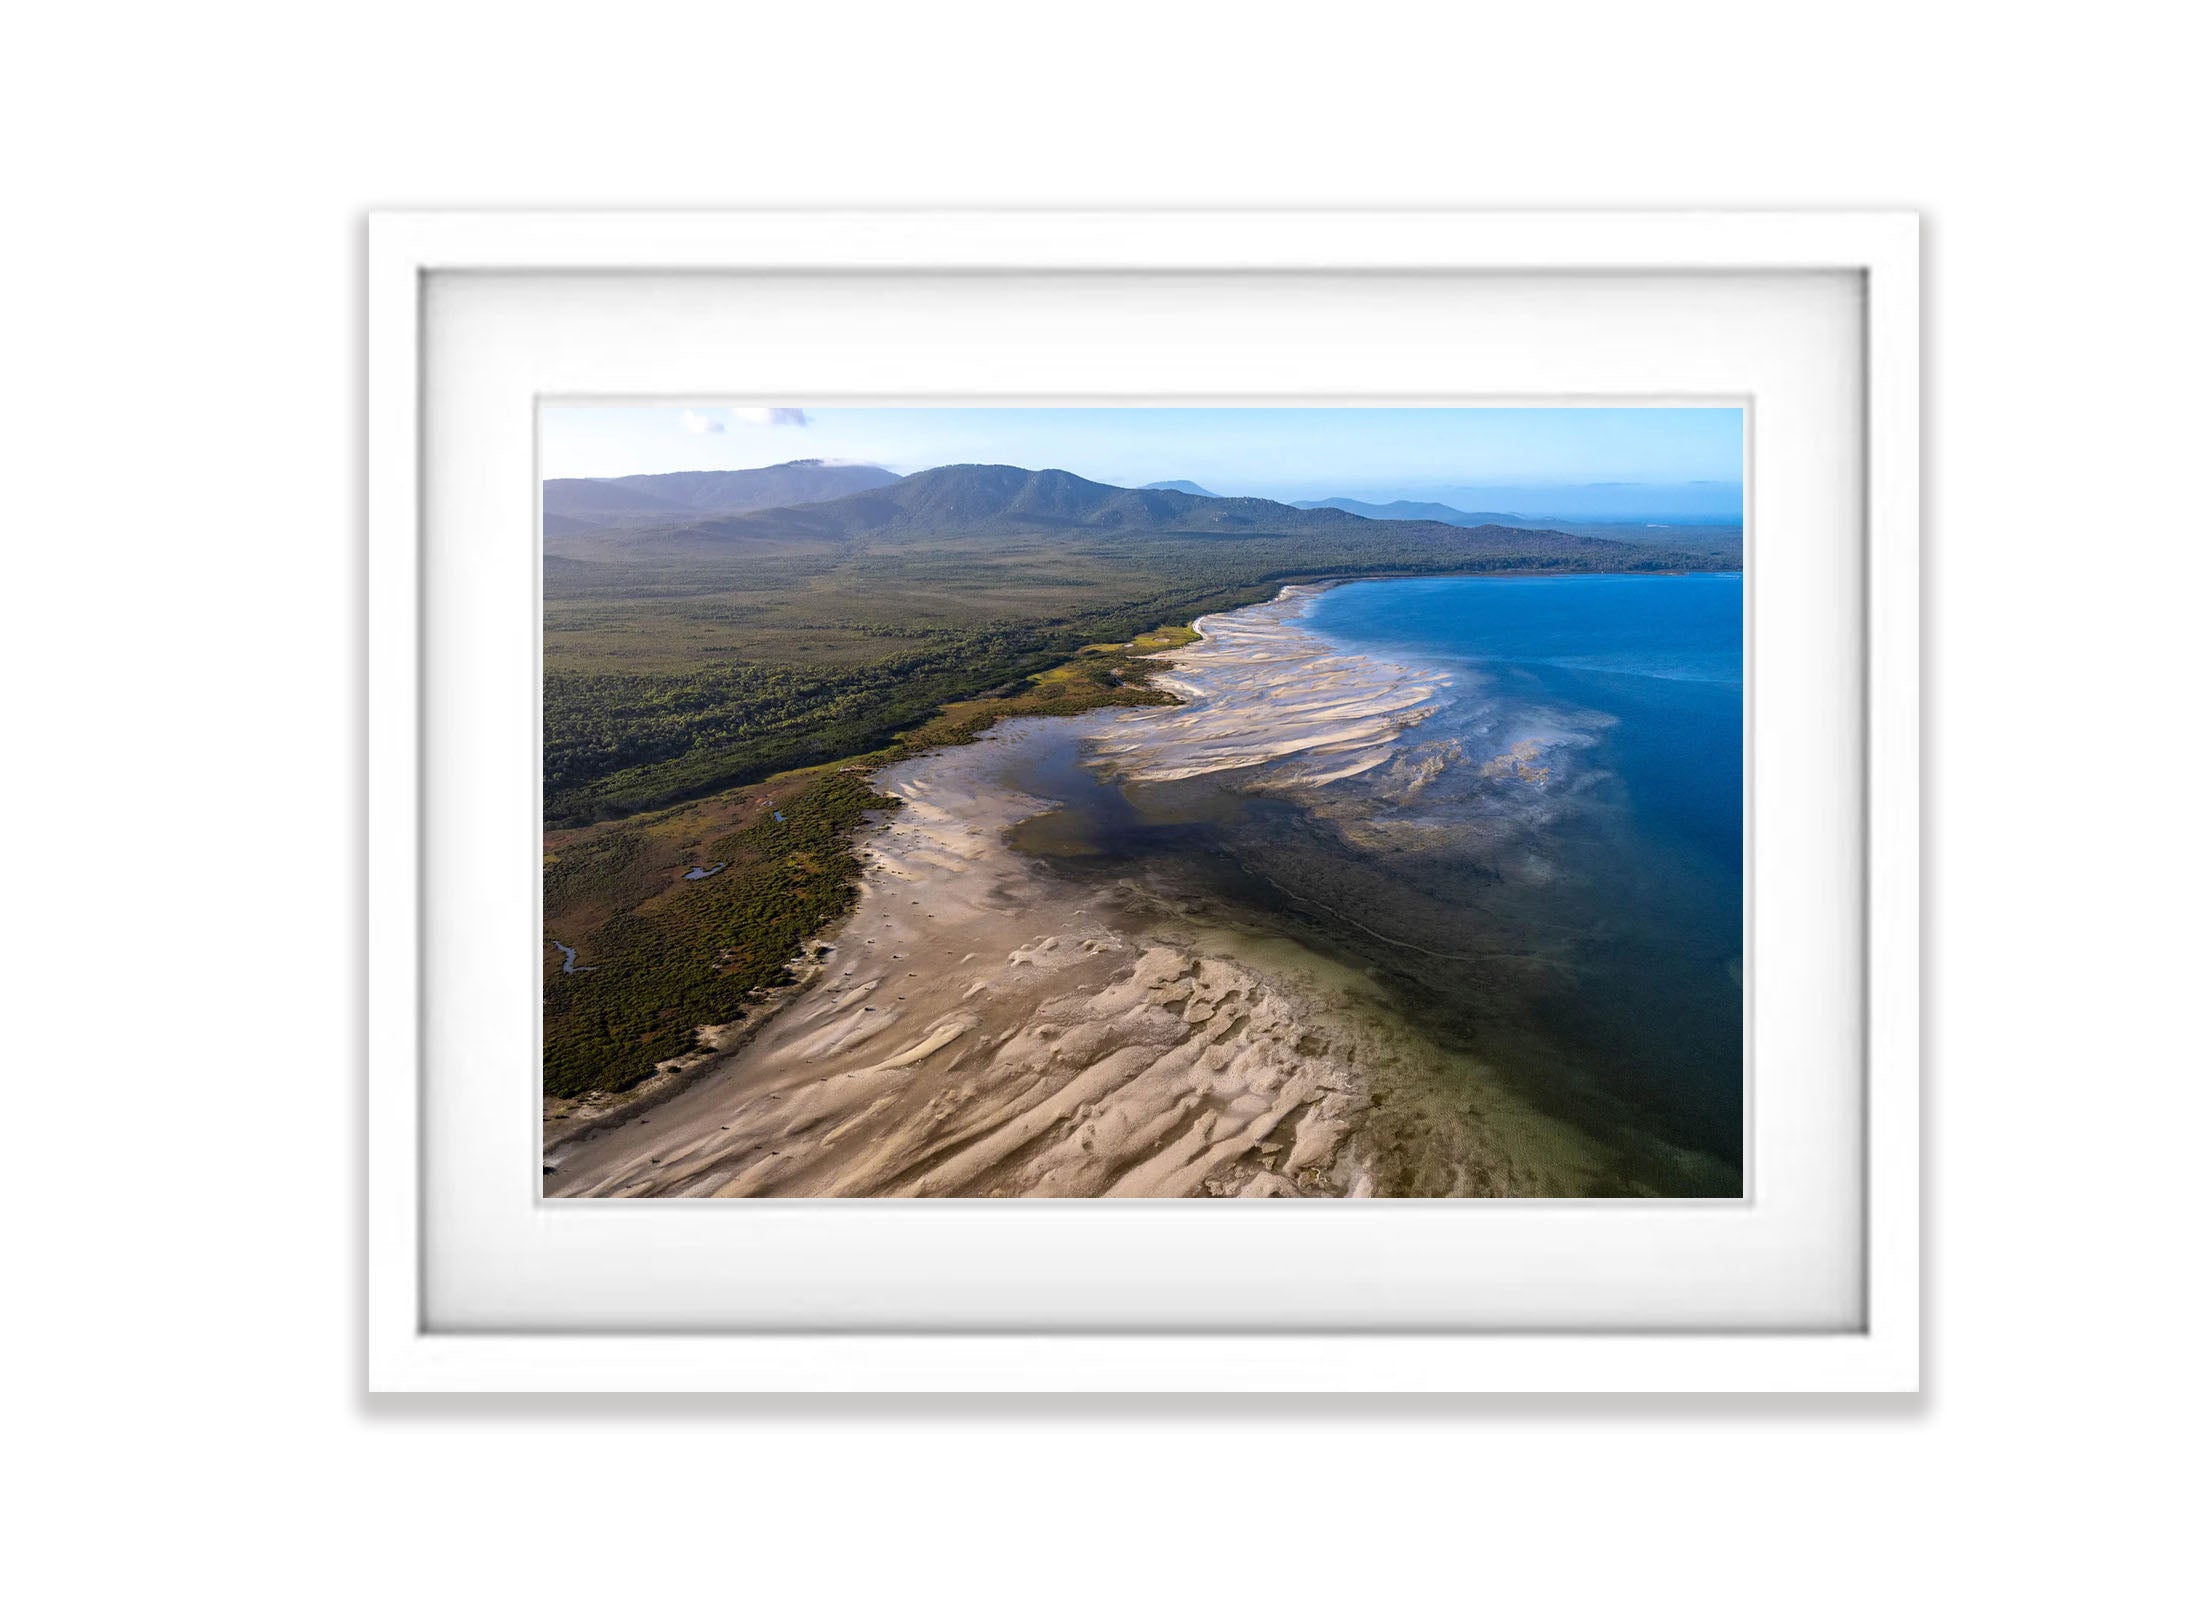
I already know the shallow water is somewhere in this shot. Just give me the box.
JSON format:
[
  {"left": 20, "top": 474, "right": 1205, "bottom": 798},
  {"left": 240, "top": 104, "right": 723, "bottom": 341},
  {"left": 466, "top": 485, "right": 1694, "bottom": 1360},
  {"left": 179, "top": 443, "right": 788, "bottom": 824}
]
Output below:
[
  {"left": 1002, "top": 573, "right": 1744, "bottom": 1188},
  {"left": 550, "top": 939, "right": 594, "bottom": 975}
]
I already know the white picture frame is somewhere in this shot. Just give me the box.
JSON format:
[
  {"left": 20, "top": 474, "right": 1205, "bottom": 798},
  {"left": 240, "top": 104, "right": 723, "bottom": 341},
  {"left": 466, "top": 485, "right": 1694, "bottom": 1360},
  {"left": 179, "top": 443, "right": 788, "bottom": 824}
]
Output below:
[{"left": 368, "top": 210, "right": 1918, "bottom": 1392}]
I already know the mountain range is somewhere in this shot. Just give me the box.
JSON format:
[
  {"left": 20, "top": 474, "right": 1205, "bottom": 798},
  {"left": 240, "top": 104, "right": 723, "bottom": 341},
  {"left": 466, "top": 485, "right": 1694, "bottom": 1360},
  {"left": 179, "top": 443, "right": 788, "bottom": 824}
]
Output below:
[
  {"left": 544, "top": 459, "right": 1744, "bottom": 555},
  {"left": 545, "top": 462, "right": 1733, "bottom": 576}
]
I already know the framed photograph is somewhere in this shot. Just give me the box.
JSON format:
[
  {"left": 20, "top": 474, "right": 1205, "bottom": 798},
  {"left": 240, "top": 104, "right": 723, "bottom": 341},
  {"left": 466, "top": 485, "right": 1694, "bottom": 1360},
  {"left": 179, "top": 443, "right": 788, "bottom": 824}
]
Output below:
[{"left": 368, "top": 210, "right": 1918, "bottom": 1391}]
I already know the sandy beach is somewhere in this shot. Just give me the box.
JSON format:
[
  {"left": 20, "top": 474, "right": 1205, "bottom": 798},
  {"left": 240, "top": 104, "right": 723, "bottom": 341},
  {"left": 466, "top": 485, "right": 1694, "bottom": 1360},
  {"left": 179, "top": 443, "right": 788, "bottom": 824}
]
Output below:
[
  {"left": 546, "top": 718, "right": 1383, "bottom": 1196},
  {"left": 546, "top": 589, "right": 1636, "bottom": 1199}
]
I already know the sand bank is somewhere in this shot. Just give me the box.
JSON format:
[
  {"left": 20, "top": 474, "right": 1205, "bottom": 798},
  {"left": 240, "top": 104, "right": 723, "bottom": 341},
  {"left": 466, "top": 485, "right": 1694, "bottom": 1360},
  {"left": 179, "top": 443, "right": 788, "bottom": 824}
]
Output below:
[{"left": 1083, "top": 586, "right": 1451, "bottom": 788}]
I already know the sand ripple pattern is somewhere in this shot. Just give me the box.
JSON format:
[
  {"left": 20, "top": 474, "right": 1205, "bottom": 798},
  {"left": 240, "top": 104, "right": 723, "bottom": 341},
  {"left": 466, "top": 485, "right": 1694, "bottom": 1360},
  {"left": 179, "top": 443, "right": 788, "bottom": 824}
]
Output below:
[
  {"left": 544, "top": 729, "right": 1376, "bottom": 1199},
  {"left": 1084, "top": 586, "right": 1450, "bottom": 788}
]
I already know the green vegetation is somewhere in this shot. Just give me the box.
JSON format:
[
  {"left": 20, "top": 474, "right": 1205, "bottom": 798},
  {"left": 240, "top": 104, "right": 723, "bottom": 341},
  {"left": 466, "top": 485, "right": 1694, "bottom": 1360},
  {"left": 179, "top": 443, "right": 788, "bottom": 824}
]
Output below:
[
  {"left": 893, "top": 625, "right": 1196, "bottom": 755},
  {"left": 544, "top": 766, "right": 885, "bottom": 1098}
]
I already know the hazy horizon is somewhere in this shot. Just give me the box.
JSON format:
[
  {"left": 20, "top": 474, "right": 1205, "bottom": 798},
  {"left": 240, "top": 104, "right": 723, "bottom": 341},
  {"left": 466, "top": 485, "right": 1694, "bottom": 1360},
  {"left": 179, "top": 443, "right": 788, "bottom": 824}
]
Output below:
[{"left": 542, "top": 405, "right": 1745, "bottom": 523}]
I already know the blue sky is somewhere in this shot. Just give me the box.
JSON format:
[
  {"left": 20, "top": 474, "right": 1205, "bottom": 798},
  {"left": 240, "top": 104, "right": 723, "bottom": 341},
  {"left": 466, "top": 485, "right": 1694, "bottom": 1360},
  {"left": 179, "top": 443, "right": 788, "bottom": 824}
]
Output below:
[{"left": 542, "top": 405, "right": 1744, "bottom": 520}]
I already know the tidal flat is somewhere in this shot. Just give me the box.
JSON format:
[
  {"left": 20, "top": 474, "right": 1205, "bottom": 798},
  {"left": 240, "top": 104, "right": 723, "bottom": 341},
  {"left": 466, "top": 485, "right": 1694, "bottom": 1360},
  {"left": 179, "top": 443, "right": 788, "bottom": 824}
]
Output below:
[{"left": 546, "top": 575, "right": 1744, "bottom": 1198}]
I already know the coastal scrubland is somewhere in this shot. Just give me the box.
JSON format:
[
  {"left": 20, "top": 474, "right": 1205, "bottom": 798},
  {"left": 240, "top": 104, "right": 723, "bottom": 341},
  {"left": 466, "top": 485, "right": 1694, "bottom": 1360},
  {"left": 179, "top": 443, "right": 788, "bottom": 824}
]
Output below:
[{"left": 543, "top": 765, "right": 881, "bottom": 1098}]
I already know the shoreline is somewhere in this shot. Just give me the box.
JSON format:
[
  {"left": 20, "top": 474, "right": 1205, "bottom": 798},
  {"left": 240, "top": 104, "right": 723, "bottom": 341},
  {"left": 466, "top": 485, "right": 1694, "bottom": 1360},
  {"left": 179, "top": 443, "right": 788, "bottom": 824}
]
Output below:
[
  {"left": 542, "top": 942, "right": 834, "bottom": 1160},
  {"left": 544, "top": 576, "right": 1677, "bottom": 1198},
  {"left": 546, "top": 719, "right": 1386, "bottom": 1197}
]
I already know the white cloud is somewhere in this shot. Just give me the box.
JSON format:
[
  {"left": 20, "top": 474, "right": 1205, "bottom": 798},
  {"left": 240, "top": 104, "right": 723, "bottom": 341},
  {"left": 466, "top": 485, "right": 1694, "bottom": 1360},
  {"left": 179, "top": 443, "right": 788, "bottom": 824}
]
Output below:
[
  {"left": 731, "top": 406, "right": 810, "bottom": 427},
  {"left": 679, "top": 409, "right": 725, "bottom": 434}
]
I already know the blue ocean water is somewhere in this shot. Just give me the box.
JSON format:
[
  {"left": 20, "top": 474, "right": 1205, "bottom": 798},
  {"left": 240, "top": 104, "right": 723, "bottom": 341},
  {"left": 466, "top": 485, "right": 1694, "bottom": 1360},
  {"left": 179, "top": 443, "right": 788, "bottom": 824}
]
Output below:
[
  {"left": 1304, "top": 573, "right": 1744, "bottom": 1171},
  {"left": 1303, "top": 573, "right": 1743, "bottom": 876}
]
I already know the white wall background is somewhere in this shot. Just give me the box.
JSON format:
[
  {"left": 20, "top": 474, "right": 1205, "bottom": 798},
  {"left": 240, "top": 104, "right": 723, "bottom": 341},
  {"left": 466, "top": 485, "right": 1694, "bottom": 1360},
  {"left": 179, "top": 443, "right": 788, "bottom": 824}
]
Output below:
[{"left": 4, "top": 3, "right": 2190, "bottom": 1595}]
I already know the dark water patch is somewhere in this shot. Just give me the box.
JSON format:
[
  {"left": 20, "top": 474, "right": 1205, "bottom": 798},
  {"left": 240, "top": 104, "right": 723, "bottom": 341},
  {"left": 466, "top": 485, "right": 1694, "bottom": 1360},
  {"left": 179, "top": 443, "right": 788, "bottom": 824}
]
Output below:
[{"left": 993, "top": 573, "right": 1743, "bottom": 1186}]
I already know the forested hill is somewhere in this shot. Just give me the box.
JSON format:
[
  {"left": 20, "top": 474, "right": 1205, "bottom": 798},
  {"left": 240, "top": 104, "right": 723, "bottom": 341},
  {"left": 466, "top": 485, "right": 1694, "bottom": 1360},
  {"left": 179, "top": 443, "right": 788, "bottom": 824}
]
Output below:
[
  {"left": 544, "top": 459, "right": 902, "bottom": 534},
  {"left": 543, "top": 463, "right": 1737, "bottom": 824}
]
